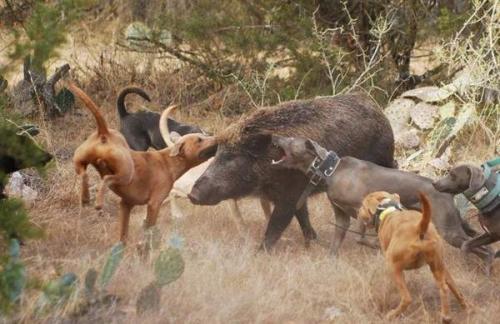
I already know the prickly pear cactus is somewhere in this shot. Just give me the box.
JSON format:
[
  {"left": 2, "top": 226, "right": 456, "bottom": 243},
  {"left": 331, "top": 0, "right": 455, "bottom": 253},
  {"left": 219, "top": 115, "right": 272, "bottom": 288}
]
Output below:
[
  {"left": 43, "top": 273, "right": 78, "bottom": 302},
  {"left": 154, "top": 247, "right": 185, "bottom": 287},
  {"left": 136, "top": 282, "right": 161, "bottom": 315},
  {"left": 98, "top": 242, "right": 124, "bottom": 289},
  {"left": 1, "top": 239, "right": 26, "bottom": 304},
  {"left": 135, "top": 244, "right": 185, "bottom": 314},
  {"left": 84, "top": 268, "right": 98, "bottom": 296},
  {"left": 36, "top": 272, "right": 78, "bottom": 313}
]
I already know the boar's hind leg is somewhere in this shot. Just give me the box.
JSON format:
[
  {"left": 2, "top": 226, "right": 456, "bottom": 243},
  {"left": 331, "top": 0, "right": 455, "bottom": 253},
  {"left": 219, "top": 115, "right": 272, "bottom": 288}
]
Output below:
[
  {"left": 260, "top": 203, "right": 295, "bottom": 251},
  {"left": 295, "top": 202, "right": 317, "bottom": 247}
]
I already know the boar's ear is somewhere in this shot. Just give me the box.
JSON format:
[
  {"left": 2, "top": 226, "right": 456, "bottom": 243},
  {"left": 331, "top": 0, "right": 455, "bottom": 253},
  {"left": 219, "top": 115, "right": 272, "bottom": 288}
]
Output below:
[{"left": 246, "top": 133, "right": 271, "bottom": 157}]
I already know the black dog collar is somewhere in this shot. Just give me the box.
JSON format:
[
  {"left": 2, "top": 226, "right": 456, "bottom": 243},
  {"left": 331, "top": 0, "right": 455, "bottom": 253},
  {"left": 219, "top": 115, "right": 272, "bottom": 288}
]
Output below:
[{"left": 296, "top": 151, "right": 339, "bottom": 209}]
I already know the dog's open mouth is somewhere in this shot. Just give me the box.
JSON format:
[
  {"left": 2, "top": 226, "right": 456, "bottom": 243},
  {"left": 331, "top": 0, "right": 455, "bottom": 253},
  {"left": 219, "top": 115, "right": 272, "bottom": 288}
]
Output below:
[{"left": 271, "top": 146, "right": 288, "bottom": 165}]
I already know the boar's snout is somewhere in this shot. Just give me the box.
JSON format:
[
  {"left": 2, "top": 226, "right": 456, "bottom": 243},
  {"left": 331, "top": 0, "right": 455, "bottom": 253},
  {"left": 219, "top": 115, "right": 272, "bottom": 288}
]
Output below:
[{"left": 189, "top": 175, "right": 222, "bottom": 205}]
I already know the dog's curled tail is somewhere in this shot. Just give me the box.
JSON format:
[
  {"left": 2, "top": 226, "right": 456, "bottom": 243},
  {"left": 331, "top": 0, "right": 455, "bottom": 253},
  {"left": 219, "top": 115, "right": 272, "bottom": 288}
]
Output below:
[
  {"left": 116, "top": 87, "right": 151, "bottom": 118},
  {"left": 66, "top": 81, "right": 108, "bottom": 136},
  {"left": 418, "top": 192, "right": 431, "bottom": 239},
  {"left": 159, "top": 105, "right": 178, "bottom": 147}
]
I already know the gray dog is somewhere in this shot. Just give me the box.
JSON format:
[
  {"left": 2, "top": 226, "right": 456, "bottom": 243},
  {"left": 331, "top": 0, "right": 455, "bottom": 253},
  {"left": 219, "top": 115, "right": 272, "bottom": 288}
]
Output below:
[
  {"left": 116, "top": 87, "right": 204, "bottom": 151},
  {"left": 270, "top": 135, "right": 494, "bottom": 271},
  {"left": 433, "top": 160, "right": 500, "bottom": 258}
]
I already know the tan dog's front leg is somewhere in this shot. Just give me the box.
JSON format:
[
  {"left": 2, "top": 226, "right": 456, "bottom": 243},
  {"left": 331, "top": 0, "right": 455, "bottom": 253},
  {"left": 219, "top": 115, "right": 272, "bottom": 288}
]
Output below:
[
  {"left": 144, "top": 200, "right": 162, "bottom": 229},
  {"left": 386, "top": 264, "right": 412, "bottom": 320},
  {"left": 119, "top": 201, "right": 132, "bottom": 243},
  {"left": 356, "top": 219, "right": 379, "bottom": 249}
]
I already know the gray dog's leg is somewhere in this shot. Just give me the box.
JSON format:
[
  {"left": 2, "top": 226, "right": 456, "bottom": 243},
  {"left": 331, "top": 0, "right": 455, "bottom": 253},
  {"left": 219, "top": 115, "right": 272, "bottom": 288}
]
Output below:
[
  {"left": 462, "top": 232, "right": 498, "bottom": 253},
  {"left": 330, "top": 205, "right": 350, "bottom": 256},
  {"left": 440, "top": 230, "right": 494, "bottom": 274}
]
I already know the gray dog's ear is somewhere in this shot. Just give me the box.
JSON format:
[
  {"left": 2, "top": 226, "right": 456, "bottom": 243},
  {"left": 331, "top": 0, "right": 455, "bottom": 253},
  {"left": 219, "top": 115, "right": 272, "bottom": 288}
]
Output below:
[
  {"left": 305, "top": 139, "right": 315, "bottom": 152},
  {"left": 305, "top": 139, "right": 327, "bottom": 158},
  {"left": 468, "top": 165, "right": 486, "bottom": 191}
]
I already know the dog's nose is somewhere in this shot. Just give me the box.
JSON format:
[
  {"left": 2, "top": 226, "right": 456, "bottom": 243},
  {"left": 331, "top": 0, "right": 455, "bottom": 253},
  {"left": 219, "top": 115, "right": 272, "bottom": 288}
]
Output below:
[{"left": 188, "top": 191, "right": 200, "bottom": 204}]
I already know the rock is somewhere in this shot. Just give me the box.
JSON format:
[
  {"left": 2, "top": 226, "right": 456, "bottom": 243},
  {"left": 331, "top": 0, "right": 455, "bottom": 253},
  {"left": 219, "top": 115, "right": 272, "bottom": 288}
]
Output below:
[
  {"left": 385, "top": 98, "right": 414, "bottom": 134},
  {"left": 401, "top": 86, "right": 454, "bottom": 103},
  {"left": 125, "top": 22, "right": 172, "bottom": 49},
  {"left": 5, "top": 172, "right": 38, "bottom": 207},
  {"left": 323, "top": 305, "right": 343, "bottom": 320},
  {"left": 396, "top": 129, "right": 420, "bottom": 149},
  {"left": 409, "top": 102, "right": 438, "bottom": 130}
]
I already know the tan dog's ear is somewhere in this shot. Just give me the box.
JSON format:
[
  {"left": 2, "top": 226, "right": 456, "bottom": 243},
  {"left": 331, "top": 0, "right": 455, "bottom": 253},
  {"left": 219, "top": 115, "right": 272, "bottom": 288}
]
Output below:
[
  {"left": 358, "top": 204, "right": 372, "bottom": 222},
  {"left": 467, "top": 165, "right": 485, "bottom": 191},
  {"left": 170, "top": 131, "right": 181, "bottom": 143},
  {"left": 170, "top": 142, "right": 185, "bottom": 157}
]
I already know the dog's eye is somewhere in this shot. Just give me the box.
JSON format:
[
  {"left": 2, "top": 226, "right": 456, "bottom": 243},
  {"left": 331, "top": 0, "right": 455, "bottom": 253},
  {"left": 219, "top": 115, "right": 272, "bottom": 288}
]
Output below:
[{"left": 197, "top": 137, "right": 202, "bottom": 143}]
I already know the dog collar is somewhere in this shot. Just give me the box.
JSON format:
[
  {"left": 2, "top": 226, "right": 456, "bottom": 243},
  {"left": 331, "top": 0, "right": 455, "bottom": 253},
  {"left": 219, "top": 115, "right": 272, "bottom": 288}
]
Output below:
[
  {"left": 296, "top": 151, "right": 340, "bottom": 209},
  {"left": 373, "top": 199, "right": 403, "bottom": 231},
  {"left": 464, "top": 158, "right": 500, "bottom": 213}
]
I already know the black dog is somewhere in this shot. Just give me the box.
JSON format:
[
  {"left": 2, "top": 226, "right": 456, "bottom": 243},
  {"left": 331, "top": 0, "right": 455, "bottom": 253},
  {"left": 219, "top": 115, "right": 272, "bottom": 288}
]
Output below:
[{"left": 116, "top": 87, "right": 204, "bottom": 151}]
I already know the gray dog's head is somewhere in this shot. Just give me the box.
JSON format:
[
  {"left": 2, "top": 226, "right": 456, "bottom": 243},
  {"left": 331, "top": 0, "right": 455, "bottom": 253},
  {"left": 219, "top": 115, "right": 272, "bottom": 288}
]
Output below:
[
  {"left": 433, "top": 164, "right": 485, "bottom": 194},
  {"left": 270, "top": 135, "right": 328, "bottom": 172}
]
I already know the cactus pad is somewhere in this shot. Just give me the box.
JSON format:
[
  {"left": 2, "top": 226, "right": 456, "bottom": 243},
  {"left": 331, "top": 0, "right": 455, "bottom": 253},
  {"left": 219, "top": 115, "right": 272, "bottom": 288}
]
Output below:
[{"left": 154, "top": 247, "right": 184, "bottom": 287}]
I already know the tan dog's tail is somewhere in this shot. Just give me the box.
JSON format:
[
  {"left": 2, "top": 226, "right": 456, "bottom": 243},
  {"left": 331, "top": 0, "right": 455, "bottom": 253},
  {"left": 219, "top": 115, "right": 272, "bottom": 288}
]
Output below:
[
  {"left": 418, "top": 192, "right": 431, "bottom": 239},
  {"left": 66, "top": 81, "right": 109, "bottom": 136},
  {"left": 159, "top": 105, "right": 178, "bottom": 147}
]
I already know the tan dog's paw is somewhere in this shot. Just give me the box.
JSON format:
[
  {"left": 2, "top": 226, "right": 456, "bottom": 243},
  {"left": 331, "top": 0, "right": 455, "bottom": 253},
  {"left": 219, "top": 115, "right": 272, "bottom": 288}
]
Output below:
[{"left": 385, "top": 309, "right": 400, "bottom": 320}]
